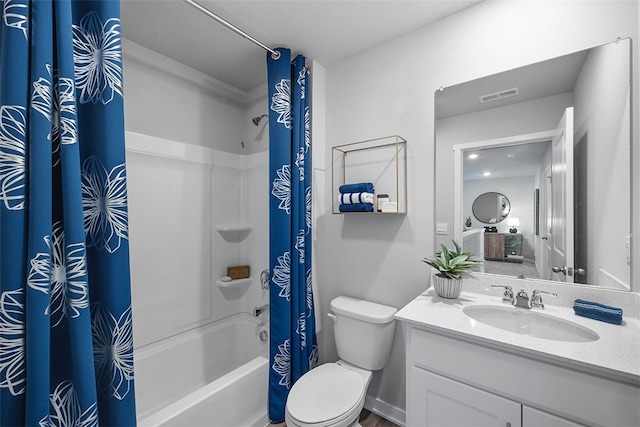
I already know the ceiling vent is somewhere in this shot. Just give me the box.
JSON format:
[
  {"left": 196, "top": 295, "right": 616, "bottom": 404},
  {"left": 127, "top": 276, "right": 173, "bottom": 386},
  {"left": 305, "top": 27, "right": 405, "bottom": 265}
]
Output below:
[{"left": 479, "top": 87, "right": 519, "bottom": 103}]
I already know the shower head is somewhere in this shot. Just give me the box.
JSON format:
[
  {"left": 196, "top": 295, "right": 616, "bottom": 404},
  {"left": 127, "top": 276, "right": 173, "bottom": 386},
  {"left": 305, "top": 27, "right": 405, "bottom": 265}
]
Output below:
[{"left": 252, "top": 114, "right": 268, "bottom": 126}]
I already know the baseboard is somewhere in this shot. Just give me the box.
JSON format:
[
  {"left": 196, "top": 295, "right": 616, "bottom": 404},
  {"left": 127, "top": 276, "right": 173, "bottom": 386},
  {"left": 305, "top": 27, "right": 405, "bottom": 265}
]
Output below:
[{"left": 364, "top": 395, "right": 406, "bottom": 427}]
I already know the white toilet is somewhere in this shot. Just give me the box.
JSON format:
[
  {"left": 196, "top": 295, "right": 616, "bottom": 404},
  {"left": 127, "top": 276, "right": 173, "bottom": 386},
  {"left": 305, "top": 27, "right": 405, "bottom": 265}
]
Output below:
[{"left": 285, "top": 296, "right": 397, "bottom": 427}]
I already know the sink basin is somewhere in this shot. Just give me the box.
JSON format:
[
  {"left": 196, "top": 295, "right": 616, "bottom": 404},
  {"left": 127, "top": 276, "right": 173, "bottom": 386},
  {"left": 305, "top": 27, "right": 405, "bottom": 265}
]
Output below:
[{"left": 463, "top": 305, "right": 599, "bottom": 342}]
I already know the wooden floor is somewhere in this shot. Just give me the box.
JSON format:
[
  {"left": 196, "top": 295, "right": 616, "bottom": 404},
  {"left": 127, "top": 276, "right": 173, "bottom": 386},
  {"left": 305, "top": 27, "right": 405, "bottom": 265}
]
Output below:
[
  {"left": 359, "top": 410, "right": 400, "bottom": 427},
  {"left": 269, "top": 409, "right": 399, "bottom": 427}
]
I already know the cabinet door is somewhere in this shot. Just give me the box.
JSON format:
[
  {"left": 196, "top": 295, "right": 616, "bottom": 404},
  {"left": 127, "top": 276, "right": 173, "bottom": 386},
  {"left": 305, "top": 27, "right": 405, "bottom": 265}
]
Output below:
[
  {"left": 484, "top": 234, "right": 505, "bottom": 260},
  {"left": 523, "top": 406, "right": 586, "bottom": 427},
  {"left": 505, "top": 234, "right": 522, "bottom": 255},
  {"left": 408, "top": 366, "right": 521, "bottom": 427}
]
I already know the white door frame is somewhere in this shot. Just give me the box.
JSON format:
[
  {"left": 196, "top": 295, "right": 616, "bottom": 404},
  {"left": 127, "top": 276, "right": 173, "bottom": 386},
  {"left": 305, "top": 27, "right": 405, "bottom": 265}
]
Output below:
[{"left": 452, "top": 130, "right": 559, "bottom": 248}]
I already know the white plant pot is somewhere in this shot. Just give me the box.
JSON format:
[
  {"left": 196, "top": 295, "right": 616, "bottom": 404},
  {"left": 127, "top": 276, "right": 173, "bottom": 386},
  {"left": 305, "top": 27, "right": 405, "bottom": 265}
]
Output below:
[{"left": 432, "top": 275, "right": 463, "bottom": 299}]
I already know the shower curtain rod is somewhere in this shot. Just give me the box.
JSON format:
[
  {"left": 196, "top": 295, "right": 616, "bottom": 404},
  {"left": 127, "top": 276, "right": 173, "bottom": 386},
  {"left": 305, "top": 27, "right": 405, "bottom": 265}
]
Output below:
[{"left": 183, "top": 0, "right": 281, "bottom": 60}]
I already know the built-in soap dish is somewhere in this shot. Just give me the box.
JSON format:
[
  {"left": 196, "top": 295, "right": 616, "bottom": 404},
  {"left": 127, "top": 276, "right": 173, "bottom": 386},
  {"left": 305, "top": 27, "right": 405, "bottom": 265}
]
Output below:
[
  {"left": 215, "top": 223, "right": 252, "bottom": 242},
  {"left": 216, "top": 277, "right": 252, "bottom": 289}
]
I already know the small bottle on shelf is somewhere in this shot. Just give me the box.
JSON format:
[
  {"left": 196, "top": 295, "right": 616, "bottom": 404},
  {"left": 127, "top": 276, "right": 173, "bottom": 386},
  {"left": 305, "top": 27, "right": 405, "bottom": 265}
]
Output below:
[{"left": 376, "top": 194, "right": 389, "bottom": 212}]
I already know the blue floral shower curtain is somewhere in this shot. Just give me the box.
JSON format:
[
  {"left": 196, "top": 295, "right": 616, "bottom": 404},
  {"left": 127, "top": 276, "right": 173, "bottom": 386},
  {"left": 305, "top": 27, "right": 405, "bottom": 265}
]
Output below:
[
  {"left": 267, "top": 48, "right": 317, "bottom": 422},
  {"left": 0, "top": 0, "right": 136, "bottom": 425}
]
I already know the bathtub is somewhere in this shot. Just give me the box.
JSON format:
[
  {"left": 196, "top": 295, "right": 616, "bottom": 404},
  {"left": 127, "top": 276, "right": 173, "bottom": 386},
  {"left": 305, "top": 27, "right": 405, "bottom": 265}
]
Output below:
[{"left": 135, "top": 313, "right": 269, "bottom": 426}]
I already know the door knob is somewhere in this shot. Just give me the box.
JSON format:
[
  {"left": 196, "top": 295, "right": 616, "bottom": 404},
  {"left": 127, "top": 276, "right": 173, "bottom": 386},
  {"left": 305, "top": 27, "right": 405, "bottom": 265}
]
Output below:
[
  {"left": 552, "top": 266, "right": 573, "bottom": 275},
  {"left": 575, "top": 268, "right": 587, "bottom": 276}
]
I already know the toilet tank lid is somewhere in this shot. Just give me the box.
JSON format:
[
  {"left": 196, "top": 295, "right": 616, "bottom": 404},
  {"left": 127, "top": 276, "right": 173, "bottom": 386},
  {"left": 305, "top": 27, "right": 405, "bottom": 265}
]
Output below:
[{"left": 330, "top": 296, "right": 397, "bottom": 324}]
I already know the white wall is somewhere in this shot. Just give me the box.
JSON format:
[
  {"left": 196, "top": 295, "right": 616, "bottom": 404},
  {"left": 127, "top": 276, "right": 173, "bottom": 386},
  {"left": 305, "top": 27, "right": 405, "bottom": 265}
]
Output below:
[
  {"left": 123, "top": 46, "right": 246, "bottom": 154},
  {"left": 321, "top": 0, "right": 638, "bottom": 420},
  {"left": 574, "top": 40, "right": 631, "bottom": 287}
]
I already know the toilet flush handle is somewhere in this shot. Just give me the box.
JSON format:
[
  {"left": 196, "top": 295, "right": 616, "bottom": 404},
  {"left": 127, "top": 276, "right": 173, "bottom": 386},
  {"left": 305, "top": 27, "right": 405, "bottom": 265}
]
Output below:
[{"left": 327, "top": 312, "right": 338, "bottom": 323}]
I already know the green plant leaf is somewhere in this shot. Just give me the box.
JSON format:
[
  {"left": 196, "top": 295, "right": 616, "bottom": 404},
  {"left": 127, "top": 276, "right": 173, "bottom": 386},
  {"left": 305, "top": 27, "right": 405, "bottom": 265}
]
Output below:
[{"left": 422, "top": 239, "right": 481, "bottom": 278}]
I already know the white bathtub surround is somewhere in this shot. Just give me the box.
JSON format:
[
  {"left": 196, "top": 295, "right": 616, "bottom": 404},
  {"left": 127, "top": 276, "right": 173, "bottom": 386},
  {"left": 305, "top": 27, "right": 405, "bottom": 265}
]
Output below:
[
  {"left": 126, "top": 131, "right": 270, "bottom": 348},
  {"left": 134, "top": 313, "right": 267, "bottom": 421},
  {"left": 123, "top": 41, "right": 273, "bottom": 426}
]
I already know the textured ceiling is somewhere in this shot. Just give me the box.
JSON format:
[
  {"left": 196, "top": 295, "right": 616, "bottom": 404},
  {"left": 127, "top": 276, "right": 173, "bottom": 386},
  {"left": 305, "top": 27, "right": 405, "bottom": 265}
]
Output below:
[{"left": 120, "top": 0, "right": 483, "bottom": 92}]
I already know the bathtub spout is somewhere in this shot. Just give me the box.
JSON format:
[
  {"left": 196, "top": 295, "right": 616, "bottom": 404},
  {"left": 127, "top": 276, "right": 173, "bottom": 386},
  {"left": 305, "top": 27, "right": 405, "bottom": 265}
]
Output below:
[{"left": 253, "top": 304, "right": 269, "bottom": 317}]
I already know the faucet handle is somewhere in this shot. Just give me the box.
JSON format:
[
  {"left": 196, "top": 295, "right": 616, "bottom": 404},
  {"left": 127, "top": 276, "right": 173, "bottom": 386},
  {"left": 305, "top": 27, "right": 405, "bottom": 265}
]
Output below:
[
  {"left": 530, "top": 289, "right": 557, "bottom": 309},
  {"left": 491, "top": 285, "right": 515, "bottom": 305}
]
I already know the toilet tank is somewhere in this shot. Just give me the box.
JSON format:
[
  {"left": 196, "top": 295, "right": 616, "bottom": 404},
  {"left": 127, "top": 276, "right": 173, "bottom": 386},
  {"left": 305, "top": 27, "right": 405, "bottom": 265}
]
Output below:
[{"left": 330, "top": 296, "right": 397, "bottom": 371}]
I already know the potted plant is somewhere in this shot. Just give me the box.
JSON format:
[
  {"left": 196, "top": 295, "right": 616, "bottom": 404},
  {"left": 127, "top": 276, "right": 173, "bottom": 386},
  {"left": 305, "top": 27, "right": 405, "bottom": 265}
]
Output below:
[
  {"left": 422, "top": 240, "right": 481, "bottom": 299},
  {"left": 464, "top": 216, "right": 472, "bottom": 230}
]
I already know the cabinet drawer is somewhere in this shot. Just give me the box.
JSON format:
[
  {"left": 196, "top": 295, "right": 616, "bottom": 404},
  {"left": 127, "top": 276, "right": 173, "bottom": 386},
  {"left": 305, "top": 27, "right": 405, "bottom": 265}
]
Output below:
[{"left": 523, "top": 406, "right": 586, "bottom": 427}]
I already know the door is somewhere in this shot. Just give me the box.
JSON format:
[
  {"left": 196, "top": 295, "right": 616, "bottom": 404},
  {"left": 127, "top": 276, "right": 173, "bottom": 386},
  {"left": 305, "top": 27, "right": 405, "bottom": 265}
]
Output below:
[
  {"left": 540, "top": 164, "right": 552, "bottom": 279},
  {"left": 550, "top": 108, "right": 575, "bottom": 282},
  {"left": 408, "top": 366, "right": 522, "bottom": 427},
  {"left": 484, "top": 234, "right": 505, "bottom": 260}
]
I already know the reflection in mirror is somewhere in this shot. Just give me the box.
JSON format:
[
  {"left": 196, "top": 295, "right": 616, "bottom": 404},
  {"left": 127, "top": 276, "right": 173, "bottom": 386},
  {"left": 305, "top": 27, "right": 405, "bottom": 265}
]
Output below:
[
  {"left": 472, "top": 192, "right": 510, "bottom": 224},
  {"left": 435, "top": 38, "right": 632, "bottom": 291}
]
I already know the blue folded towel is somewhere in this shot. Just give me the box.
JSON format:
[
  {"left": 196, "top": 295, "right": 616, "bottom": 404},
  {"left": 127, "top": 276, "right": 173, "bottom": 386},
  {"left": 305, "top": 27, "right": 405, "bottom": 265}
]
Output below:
[
  {"left": 339, "top": 203, "right": 374, "bottom": 213},
  {"left": 339, "top": 192, "right": 374, "bottom": 204},
  {"left": 339, "top": 182, "right": 374, "bottom": 194},
  {"left": 573, "top": 299, "right": 623, "bottom": 325}
]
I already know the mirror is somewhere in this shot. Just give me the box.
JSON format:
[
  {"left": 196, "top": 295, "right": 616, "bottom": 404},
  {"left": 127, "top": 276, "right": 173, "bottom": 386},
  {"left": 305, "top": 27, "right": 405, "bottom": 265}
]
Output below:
[
  {"left": 472, "top": 192, "right": 510, "bottom": 224},
  {"left": 435, "top": 38, "right": 632, "bottom": 290}
]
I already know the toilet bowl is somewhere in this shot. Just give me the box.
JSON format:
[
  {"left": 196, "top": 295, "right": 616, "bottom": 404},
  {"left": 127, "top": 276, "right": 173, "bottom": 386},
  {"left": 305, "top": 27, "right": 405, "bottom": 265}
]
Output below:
[
  {"left": 284, "top": 296, "right": 397, "bottom": 427},
  {"left": 285, "top": 361, "right": 371, "bottom": 427}
]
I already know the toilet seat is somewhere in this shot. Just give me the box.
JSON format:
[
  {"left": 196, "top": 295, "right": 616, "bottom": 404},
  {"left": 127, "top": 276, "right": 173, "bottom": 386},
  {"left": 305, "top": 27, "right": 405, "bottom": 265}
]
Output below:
[{"left": 285, "top": 363, "right": 366, "bottom": 427}]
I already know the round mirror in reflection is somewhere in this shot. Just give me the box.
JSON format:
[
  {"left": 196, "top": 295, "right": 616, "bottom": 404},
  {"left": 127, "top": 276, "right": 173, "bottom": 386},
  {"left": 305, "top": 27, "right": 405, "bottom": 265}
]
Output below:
[{"left": 472, "top": 192, "right": 511, "bottom": 224}]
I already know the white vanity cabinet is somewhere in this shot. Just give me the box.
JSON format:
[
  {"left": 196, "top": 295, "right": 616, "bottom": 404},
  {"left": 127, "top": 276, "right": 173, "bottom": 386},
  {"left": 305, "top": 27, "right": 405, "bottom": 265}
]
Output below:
[
  {"left": 409, "top": 367, "right": 522, "bottom": 426},
  {"left": 522, "top": 406, "right": 585, "bottom": 427},
  {"left": 404, "top": 325, "right": 639, "bottom": 427}
]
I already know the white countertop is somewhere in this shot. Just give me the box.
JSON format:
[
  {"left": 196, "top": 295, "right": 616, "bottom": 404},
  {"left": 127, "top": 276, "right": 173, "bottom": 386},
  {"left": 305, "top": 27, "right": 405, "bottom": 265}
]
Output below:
[{"left": 396, "top": 288, "right": 640, "bottom": 385}]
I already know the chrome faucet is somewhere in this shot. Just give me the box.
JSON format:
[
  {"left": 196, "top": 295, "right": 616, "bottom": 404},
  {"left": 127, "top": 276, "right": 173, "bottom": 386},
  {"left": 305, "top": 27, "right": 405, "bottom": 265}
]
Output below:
[
  {"left": 491, "top": 285, "right": 515, "bottom": 305},
  {"left": 492, "top": 286, "right": 556, "bottom": 310},
  {"left": 530, "top": 289, "right": 557, "bottom": 309},
  {"left": 514, "top": 289, "right": 531, "bottom": 309}
]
